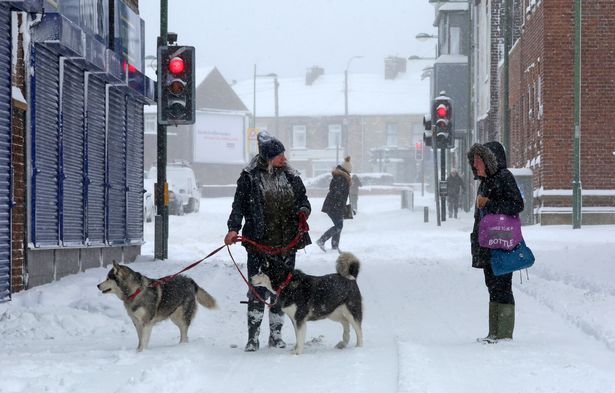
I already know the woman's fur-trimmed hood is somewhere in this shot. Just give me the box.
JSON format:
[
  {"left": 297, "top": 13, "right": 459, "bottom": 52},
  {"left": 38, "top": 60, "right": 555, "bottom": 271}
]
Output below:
[
  {"left": 467, "top": 142, "right": 506, "bottom": 179},
  {"left": 332, "top": 166, "right": 352, "bottom": 185}
]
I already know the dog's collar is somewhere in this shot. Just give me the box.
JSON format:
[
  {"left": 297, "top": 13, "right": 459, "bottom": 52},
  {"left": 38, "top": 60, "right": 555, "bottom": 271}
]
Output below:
[{"left": 275, "top": 272, "right": 293, "bottom": 296}]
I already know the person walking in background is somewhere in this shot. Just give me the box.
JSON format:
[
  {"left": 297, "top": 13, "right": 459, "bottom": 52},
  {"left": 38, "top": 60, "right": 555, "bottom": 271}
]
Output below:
[
  {"left": 446, "top": 169, "right": 465, "bottom": 219},
  {"left": 316, "top": 156, "right": 352, "bottom": 253},
  {"left": 349, "top": 173, "right": 362, "bottom": 214},
  {"left": 468, "top": 141, "right": 524, "bottom": 343},
  {"left": 224, "top": 131, "right": 311, "bottom": 352}
]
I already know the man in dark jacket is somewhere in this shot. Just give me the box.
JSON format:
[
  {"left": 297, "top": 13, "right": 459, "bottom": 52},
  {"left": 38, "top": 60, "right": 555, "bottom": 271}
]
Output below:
[
  {"left": 316, "top": 156, "right": 352, "bottom": 253},
  {"left": 224, "top": 131, "right": 311, "bottom": 352},
  {"left": 446, "top": 169, "right": 465, "bottom": 219},
  {"left": 467, "top": 141, "right": 524, "bottom": 343}
]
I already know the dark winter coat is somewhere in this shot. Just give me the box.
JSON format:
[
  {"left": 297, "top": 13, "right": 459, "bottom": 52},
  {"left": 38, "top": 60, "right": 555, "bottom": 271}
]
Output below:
[
  {"left": 350, "top": 174, "right": 362, "bottom": 196},
  {"left": 467, "top": 141, "right": 524, "bottom": 269},
  {"left": 321, "top": 166, "right": 352, "bottom": 219},
  {"left": 446, "top": 174, "right": 464, "bottom": 200},
  {"left": 227, "top": 155, "right": 311, "bottom": 250}
]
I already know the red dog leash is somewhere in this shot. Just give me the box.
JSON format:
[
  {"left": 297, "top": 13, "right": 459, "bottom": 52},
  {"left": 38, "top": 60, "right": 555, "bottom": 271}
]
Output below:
[
  {"left": 126, "top": 244, "right": 226, "bottom": 301},
  {"left": 226, "top": 245, "right": 293, "bottom": 307},
  {"left": 126, "top": 215, "right": 308, "bottom": 303}
]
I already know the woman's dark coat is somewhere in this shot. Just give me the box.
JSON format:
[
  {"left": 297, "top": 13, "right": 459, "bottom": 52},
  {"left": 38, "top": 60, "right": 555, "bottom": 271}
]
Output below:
[
  {"left": 468, "top": 141, "right": 524, "bottom": 269},
  {"left": 227, "top": 155, "right": 311, "bottom": 250},
  {"left": 321, "top": 166, "right": 351, "bottom": 219}
]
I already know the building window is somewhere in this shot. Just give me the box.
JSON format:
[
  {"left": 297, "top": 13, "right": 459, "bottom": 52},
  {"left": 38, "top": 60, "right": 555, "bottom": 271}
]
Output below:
[
  {"left": 145, "top": 115, "right": 156, "bottom": 135},
  {"left": 527, "top": 84, "right": 533, "bottom": 119},
  {"left": 386, "top": 123, "right": 398, "bottom": 147},
  {"left": 328, "top": 124, "right": 341, "bottom": 148},
  {"left": 440, "top": 12, "right": 469, "bottom": 56},
  {"left": 292, "top": 125, "right": 307, "bottom": 149},
  {"left": 537, "top": 75, "right": 543, "bottom": 118},
  {"left": 313, "top": 161, "right": 336, "bottom": 177}
]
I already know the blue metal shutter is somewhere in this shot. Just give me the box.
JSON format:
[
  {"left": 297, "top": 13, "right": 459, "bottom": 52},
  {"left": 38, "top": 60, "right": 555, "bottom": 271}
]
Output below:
[
  {"left": 106, "top": 88, "right": 126, "bottom": 244},
  {"left": 31, "top": 45, "right": 60, "bottom": 247},
  {"left": 85, "top": 75, "right": 106, "bottom": 244},
  {"left": 126, "top": 97, "right": 143, "bottom": 243},
  {"left": 0, "top": 5, "right": 12, "bottom": 302},
  {"left": 60, "top": 61, "right": 85, "bottom": 245}
]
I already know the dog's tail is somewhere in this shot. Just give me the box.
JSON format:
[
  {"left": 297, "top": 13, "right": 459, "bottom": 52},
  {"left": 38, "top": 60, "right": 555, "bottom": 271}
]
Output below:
[
  {"left": 336, "top": 252, "right": 361, "bottom": 280},
  {"left": 196, "top": 286, "right": 217, "bottom": 309}
]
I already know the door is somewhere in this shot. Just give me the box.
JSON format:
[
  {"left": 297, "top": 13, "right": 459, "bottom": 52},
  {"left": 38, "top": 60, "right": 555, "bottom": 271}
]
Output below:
[
  {"left": 0, "top": 5, "right": 12, "bottom": 301},
  {"left": 60, "top": 60, "right": 85, "bottom": 245},
  {"left": 85, "top": 74, "right": 106, "bottom": 244},
  {"left": 31, "top": 44, "right": 60, "bottom": 247},
  {"left": 106, "top": 87, "right": 126, "bottom": 244}
]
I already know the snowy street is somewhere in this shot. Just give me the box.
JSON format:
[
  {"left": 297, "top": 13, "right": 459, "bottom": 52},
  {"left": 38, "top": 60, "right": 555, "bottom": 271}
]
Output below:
[{"left": 1, "top": 194, "right": 615, "bottom": 393}]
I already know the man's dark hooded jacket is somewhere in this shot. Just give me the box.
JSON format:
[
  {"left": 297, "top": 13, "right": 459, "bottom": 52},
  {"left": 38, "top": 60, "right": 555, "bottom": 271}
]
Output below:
[
  {"left": 467, "top": 141, "right": 524, "bottom": 269},
  {"left": 227, "top": 155, "right": 311, "bottom": 250}
]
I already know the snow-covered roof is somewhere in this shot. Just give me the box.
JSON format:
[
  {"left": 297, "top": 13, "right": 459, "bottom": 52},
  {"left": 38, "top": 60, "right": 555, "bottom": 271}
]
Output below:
[{"left": 232, "top": 61, "right": 431, "bottom": 117}]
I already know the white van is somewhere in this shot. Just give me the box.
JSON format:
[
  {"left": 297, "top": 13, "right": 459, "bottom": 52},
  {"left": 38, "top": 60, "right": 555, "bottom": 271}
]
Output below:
[{"left": 148, "top": 164, "right": 201, "bottom": 215}]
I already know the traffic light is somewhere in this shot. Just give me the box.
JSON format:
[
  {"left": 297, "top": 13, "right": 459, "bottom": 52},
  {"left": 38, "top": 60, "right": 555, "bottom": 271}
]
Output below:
[
  {"left": 423, "top": 114, "right": 433, "bottom": 147},
  {"left": 431, "top": 93, "right": 453, "bottom": 149},
  {"left": 415, "top": 142, "right": 423, "bottom": 160},
  {"left": 157, "top": 45, "right": 195, "bottom": 125}
]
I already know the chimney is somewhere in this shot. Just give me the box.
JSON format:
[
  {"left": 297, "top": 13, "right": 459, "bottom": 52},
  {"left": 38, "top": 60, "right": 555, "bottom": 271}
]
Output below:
[
  {"left": 384, "top": 56, "right": 407, "bottom": 80},
  {"left": 305, "top": 66, "right": 324, "bottom": 85}
]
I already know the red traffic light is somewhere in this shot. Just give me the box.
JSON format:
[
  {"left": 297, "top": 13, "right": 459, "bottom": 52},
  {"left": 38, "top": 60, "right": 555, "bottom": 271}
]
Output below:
[
  {"left": 415, "top": 142, "right": 423, "bottom": 150},
  {"left": 436, "top": 104, "right": 448, "bottom": 118},
  {"left": 168, "top": 57, "right": 185, "bottom": 75}
]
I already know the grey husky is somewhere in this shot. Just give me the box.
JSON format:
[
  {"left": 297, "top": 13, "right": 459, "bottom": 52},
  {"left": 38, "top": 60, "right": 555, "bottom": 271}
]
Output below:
[
  {"left": 97, "top": 261, "right": 217, "bottom": 351},
  {"left": 251, "top": 252, "right": 363, "bottom": 355}
]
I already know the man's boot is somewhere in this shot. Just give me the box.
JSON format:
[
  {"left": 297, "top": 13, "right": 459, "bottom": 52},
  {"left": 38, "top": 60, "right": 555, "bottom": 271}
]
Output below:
[
  {"left": 497, "top": 303, "right": 515, "bottom": 341},
  {"left": 268, "top": 306, "right": 286, "bottom": 348},
  {"left": 477, "top": 302, "right": 499, "bottom": 343},
  {"left": 245, "top": 301, "right": 264, "bottom": 352}
]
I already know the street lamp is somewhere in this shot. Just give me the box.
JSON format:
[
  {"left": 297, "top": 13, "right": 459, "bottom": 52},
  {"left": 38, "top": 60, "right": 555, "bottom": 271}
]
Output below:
[
  {"left": 408, "top": 55, "right": 436, "bottom": 61},
  {"left": 252, "top": 65, "right": 279, "bottom": 134},
  {"left": 343, "top": 55, "right": 363, "bottom": 164},
  {"left": 415, "top": 32, "right": 438, "bottom": 42}
]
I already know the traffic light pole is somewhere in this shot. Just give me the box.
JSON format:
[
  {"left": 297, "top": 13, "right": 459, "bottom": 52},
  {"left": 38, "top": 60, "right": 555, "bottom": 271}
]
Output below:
[
  {"left": 440, "top": 147, "right": 447, "bottom": 222},
  {"left": 431, "top": 125, "right": 441, "bottom": 226},
  {"left": 155, "top": 0, "right": 169, "bottom": 260}
]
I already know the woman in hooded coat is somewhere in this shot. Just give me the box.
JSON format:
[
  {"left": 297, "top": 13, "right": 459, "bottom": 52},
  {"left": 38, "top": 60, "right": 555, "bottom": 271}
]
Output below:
[
  {"left": 316, "top": 156, "right": 352, "bottom": 253},
  {"left": 467, "top": 141, "right": 524, "bottom": 343}
]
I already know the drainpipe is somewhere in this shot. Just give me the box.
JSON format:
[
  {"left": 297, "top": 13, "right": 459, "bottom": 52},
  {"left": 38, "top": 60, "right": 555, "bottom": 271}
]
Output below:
[{"left": 572, "top": 0, "right": 582, "bottom": 228}]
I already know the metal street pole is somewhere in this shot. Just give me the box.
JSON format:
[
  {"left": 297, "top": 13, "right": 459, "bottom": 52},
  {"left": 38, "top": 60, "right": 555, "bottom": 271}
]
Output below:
[
  {"left": 344, "top": 56, "right": 362, "bottom": 164},
  {"left": 502, "top": 0, "right": 511, "bottom": 152},
  {"left": 432, "top": 125, "right": 441, "bottom": 226},
  {"left": 274, "top": 75, "right": 279, "bottom": 134},
  {"left": 572, "top": 0, "right": 582, "bottom": 228},
  {"left": 421, "top": 147, "right": 425, "bottom": 196},
  {"left": 252, "top": 64, "right": 256, "bottom": 128},
  {"left": 441, "top": 147, "right": 447, "bottom": 222},
  {"left": 154, "top": 0, "right": 169, "bottom": 260}
]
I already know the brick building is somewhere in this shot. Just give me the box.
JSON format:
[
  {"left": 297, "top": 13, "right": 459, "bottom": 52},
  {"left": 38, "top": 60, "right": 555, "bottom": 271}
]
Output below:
[
  {"left": 2, "top": 0, "right": 153, "bottom": 301},
  {"left": 507, "top": 0, "right": 615, "bottom": 224},
  {"left": 232, "top": 58, "right": 431, "bottom": 182}
]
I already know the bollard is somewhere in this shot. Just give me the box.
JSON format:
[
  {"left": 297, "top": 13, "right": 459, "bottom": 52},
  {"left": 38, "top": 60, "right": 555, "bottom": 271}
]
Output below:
[{"left": 424, "top": 206, "right": 429, "bottom": 223}]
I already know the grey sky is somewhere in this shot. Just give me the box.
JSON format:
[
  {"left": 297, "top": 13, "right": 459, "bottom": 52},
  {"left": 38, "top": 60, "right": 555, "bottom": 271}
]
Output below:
[{"left": 139, "top": 0, "right": 437, "bottom": 81}]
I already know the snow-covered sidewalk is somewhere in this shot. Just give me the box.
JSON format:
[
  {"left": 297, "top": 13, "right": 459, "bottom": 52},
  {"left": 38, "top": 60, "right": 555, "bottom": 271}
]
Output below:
[{"left": 1, "top": 194, "right": 614, "bottom": 393}]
